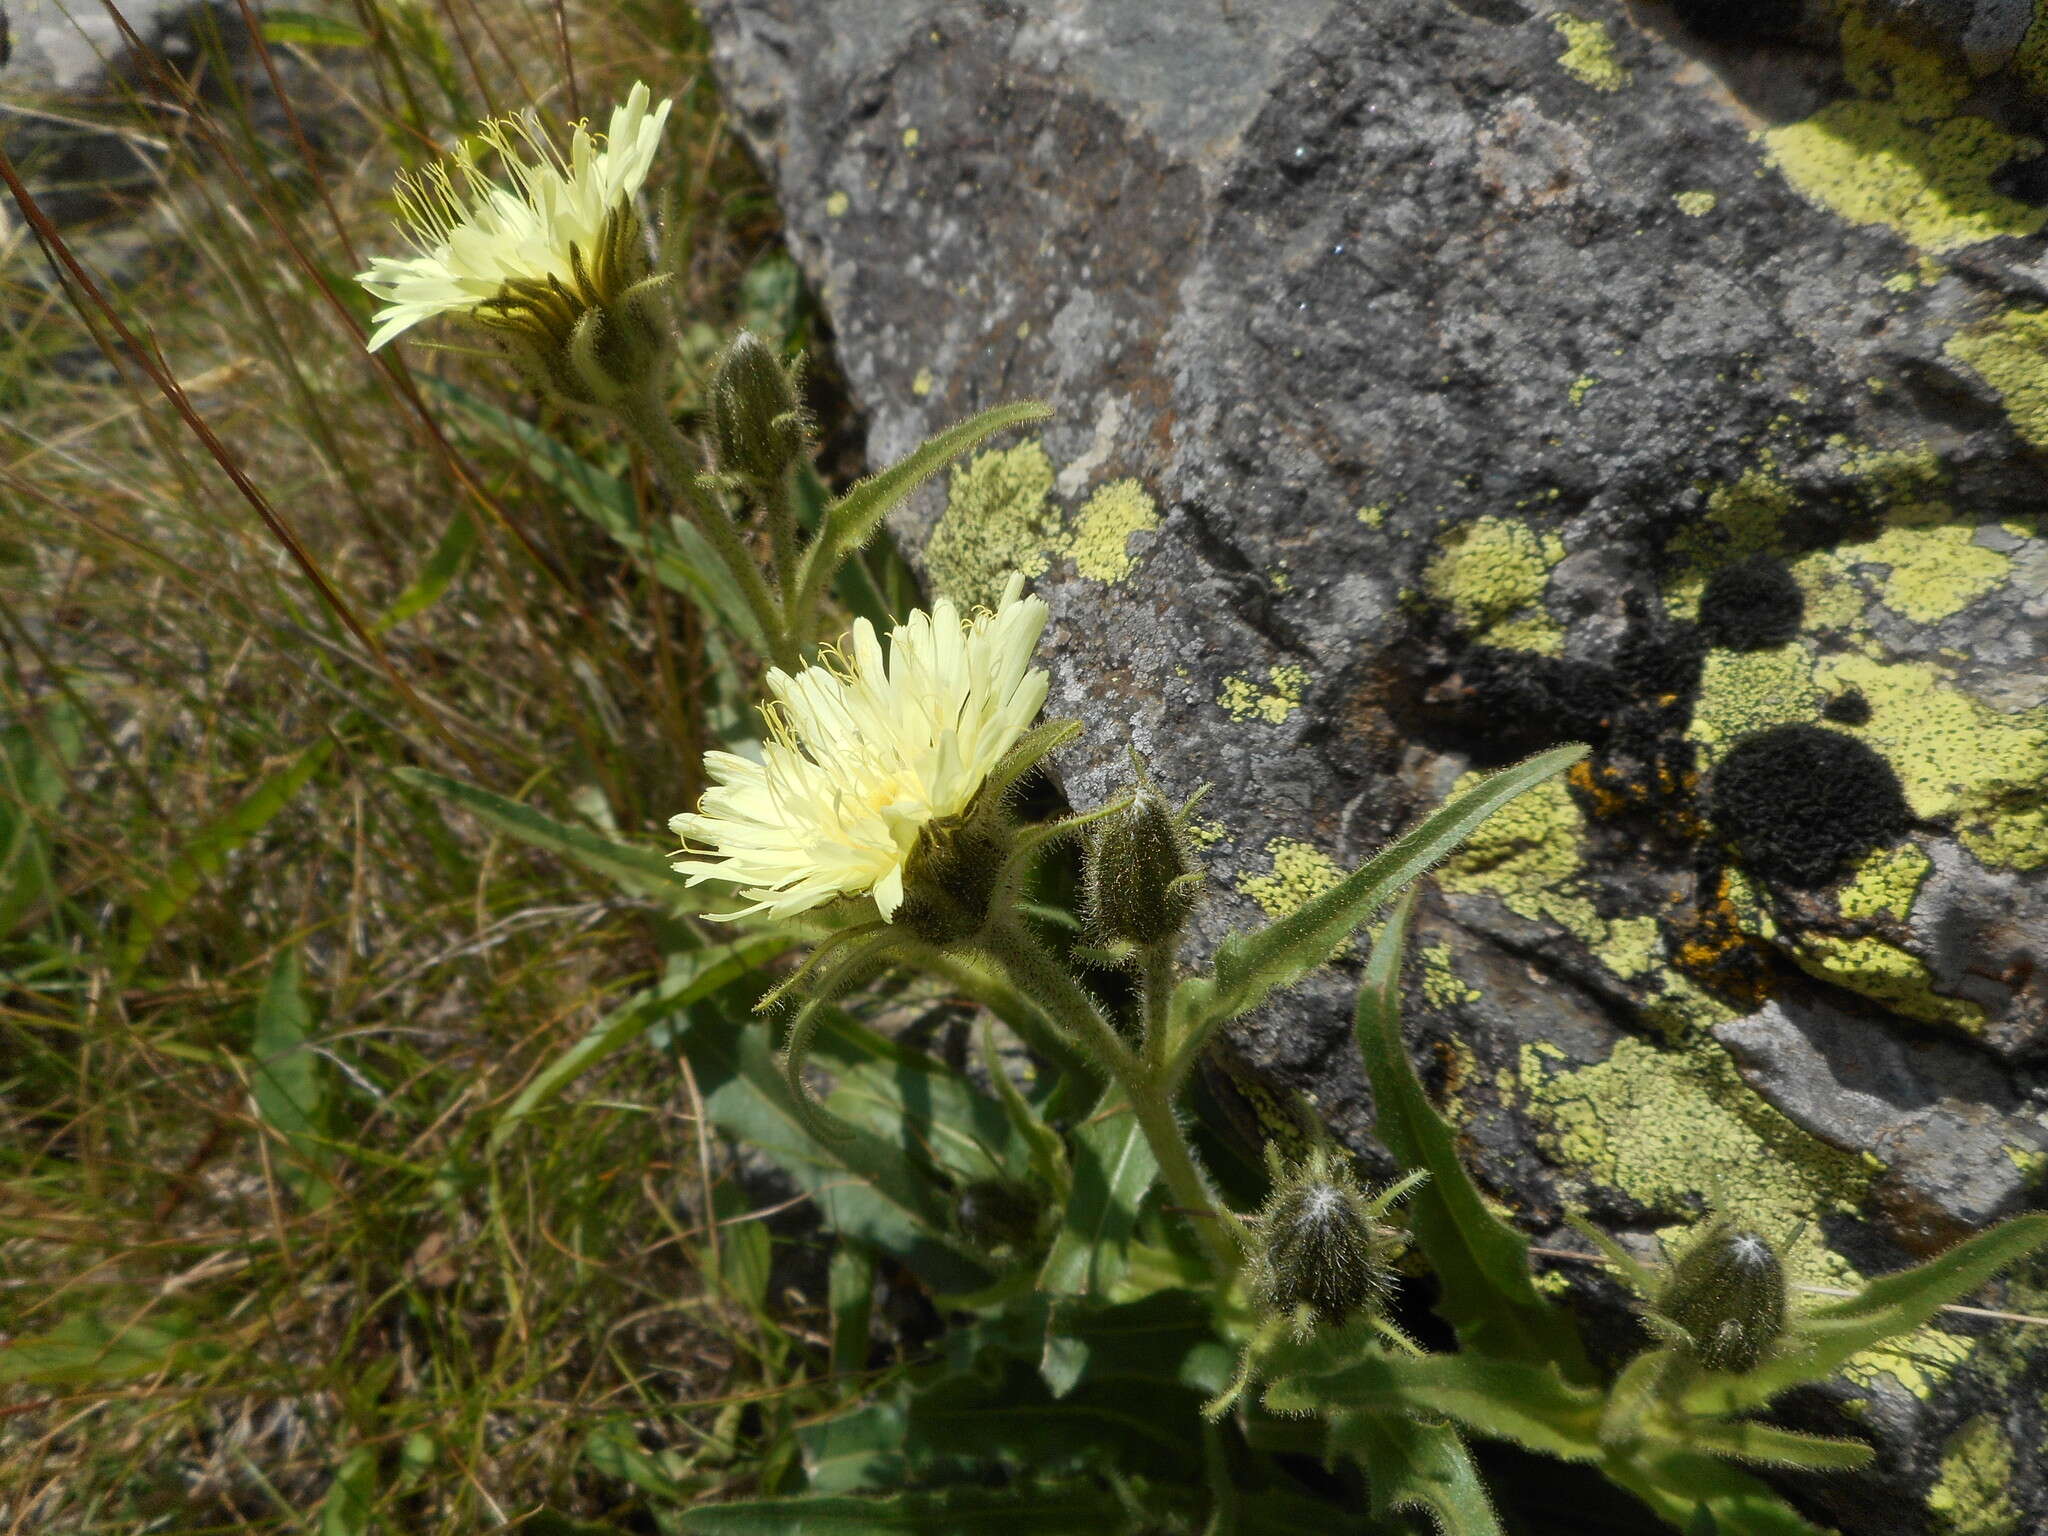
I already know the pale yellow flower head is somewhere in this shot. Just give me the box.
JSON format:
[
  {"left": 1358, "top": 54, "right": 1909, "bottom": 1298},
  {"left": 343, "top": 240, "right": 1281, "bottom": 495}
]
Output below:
[
  {"left": 670, "top": 576, "right": 1052, "bottom": 922},
  {"left": 356, "top": 83, "right": 671, "bottom": 351}
]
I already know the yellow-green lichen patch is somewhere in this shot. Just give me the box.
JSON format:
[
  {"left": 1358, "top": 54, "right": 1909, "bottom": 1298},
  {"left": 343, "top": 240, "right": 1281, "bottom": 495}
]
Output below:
[
  {"left": 1187, "top": 817, "right": 1228, "bottom": 849},
  {"left": 1423, "top": 515, "right": 1566, "bottom": 655},
  {"left": 1674, "top": 189, "right": 1717, "bottom": 217},
  {"left": 1687, "top": 644, "right": 1821, "bottom": 766},
  {"left": 1550, "top": 13, "right": 1631, "bottom": 91},
  {"left": 1843, "top": 1325, "right": 1976, "bottom": 1403},
  {"left": 1946, "top": 307, "right": 2048, "bottom": 450},
  {"left": 1815, "top": 652, "right": 2048, "bottom": 871},
  {"left": 911, "top": 367, "right": 934, "bottom": 397},
  {"left": 1757, "top": 2, "right": 2046, "bottom": 254},
  {"left": 1437, "top": 774, "right": 1715, "bottom": 1027},
  {"left": 925, "top": 440, "right": 1061, "bottom": 609},
  {"left": 1569, "top": 374, "right": 1600, "bottom": 408},
  {"left": 1438, "top": 773, "right": 1598, "bottom": 933},
  {"left": 1663, "top": 469, "right": 1799, "bottom": 619},
  {"left": 1927, "top": 1414, "right": 2022, "bottom": 1535},
  {"left": 1357, "top": 503, "right": 1389, "bottom": 528},
  {"left": 1421, "top": 944, "right": 1483, "bottom": 1008},
  {"left": 1838, "top": 842, "right": 1932, "bottom": 921},
  {"left": 1518, "top": 1037, "right": 1875, "bottom": 1277},
  {"left": 1068, "top": 478, "right": 1160, "bottom": 583},
  {"left": 1217, "top": 664, "right": 1309, "bottom": 725},
  {"left": 1783, "top": 932, "right": 1987, "bottom": 1032},
  {"left": 825, "top": 190, "right": 850, "bottom": 218},
  {"left": 1239, "top": 838, "right": 1343, "bottom": 921},
  {"left": 1843, "top": 515, "right": 2011, "bottom": 623}
]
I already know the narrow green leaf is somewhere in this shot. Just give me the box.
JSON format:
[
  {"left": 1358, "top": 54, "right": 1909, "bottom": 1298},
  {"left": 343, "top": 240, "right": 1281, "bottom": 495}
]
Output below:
[
  {"left": 716, "top": 1189, "right": 773, "bottom": 1312},
  {"left": 117, "top": 736, "right": 334, "bottom": 979},
  {"left": 683, "top": 1007, "right": 995, "bottom": 1293},
  {"left": 828, "top": 1243, "right": 875, "bottom": 1377},
  {"left": 680, "top": 1481, "right": 1129, "bottom": 1534},
  {"left": 375, "top": 508, "right": 476, "bottom": 633},
  {"left": 318, "top": 1445, "right": 380, "bottom": 1536},
  {"left": 1037, "top": 1094, "right": 1158, "bottom": 1296},
  {"left": 1683, "top": 1211, "right": 2048, "bottom": 1414},
  {"left": 0, "top": 1311, "right": 214, "bottom": 1387},
  {"left": 1354, "top": 889, "right": 1593, "bottom": 1377},
  {"left": 1265, "top": 1351, "right": 1605, "bottom": 1463},
  {"left": 1603, "top": 1450, "right": 1841, "bottom": 1536},
  {"left": 816, "top": 401, "right": 1052, "bottom": 569},
  {"left": 1328, "top": 1411, "right": 1504, "bottom": 1536},
  {"left": 435, "top": 381, "right": 768, "bottom": 651},
  {"left": 905, "top": 1356, "right": 1205, "bottom": 1482},
  {"left": 1657, "top": 1417, "right": 1872, "bottom": 1471},
  {"left": 490, "top": 934, "right": 796, "bottom": 1151},
  {"left": 263, "top": 10, "right": 370, "bottom": 45},
  {"left": 798, "top": 1399, "right": 909, "bottom": 1495},
  {"left": 250, "top": 947, "right": 334, "bottom": 1208},
  {"left": 1173, "top": 744, "right": 1587, "bottom": 1041},
  {"left": 0, "top": 701, "right": 82, "bottom": 935},
  {"left": 395, "top": 766, "right": 692, "bottom": 904}
]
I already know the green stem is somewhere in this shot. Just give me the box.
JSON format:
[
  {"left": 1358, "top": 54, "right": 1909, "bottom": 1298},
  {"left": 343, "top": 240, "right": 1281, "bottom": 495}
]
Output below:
[
  {"left": 983, "top": 915, "right": 1142, "bottom": 1083},
  {"left": 919, "top": 949, "right": 1101, "bottom": 1094},
  {"left": 1127, "top": 1073, "right": 1241, "bottom": 1276},
  {"left": 615, "top": 383, "right": 796, "bottom": 671},
  {"left": 764, "top": 462, "right": 802, "bottom": 617},
  {"left": 986, "top": 916, "right": 1238, "bottom": 1277},
  {"left": 1141, "top": 941, "right": 1175, "bottom": 1073}
]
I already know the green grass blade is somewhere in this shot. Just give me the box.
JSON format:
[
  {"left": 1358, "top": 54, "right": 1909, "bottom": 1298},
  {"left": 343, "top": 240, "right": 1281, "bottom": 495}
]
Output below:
[
  {"left": 1354, "top": 888, "right": 1592, "bottom": 1377},
  {"left": 394, "top": 766, "right": 692, "bottom": 904},
  {"left": 490, "top": 933, "right": 799, "bottom": 1152},
  {"left": 1172, "top": 744, "right": 1587, "bottom": 1039},
  {"left": 116, "top": 735, "right": 335, "bottom": 980},
  {"left": 679, "top": 1482, "right": 1129, "bottom": 1534},
  {"left": 436, "top": 381, "right": 769, "bottom": 651}
]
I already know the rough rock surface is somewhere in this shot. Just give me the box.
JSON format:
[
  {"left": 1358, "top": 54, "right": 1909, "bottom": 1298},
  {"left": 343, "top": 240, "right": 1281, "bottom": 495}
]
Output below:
[
  {"left": 3, "top": 0, "right": 261, "bottom": 223},
  {"left": 705, "top": 1, "right": 2048, "bottom": 1529}
]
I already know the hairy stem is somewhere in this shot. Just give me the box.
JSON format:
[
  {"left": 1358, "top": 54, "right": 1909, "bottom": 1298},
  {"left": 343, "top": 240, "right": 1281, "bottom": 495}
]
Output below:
[
  {"left": 985, "top": 915, "right": 1237, "bottom": 1277},
  {"left": 1141, "top": 941, "right": 1175, "bottom": 1074},
  {"left": 615, "top": 382, "right": 796, "bottom": 671},
  {"left": 763, "top": 462, "right": 802, "bottom": 617},
  {"left": 1127, "top": 1072, "right": 1241, "bottom": 1276}
]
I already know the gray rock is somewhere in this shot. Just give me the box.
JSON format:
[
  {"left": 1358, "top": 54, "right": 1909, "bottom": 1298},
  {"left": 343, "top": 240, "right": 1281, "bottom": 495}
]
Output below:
[{"left": 706, "top": 0, "right": 2048, "bottom": 1527}]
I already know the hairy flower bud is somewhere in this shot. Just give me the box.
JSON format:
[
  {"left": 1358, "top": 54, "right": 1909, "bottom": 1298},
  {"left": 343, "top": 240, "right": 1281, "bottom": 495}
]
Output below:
[
  {"left": 1084, "top": 776, "right": 1205, "bottom": 949},
  {"left": 893, "top": 816, "right": 1011, "bottom": 947},
  {"left": 711, "top": 330, "right": 809, "bottom": 486},
  {"left": 1251, "top": 1144, "right": 1404, "bottom": 1336},
  {"left": 1655, "top": 1221, "right": 1787, "bottom": 1373}
]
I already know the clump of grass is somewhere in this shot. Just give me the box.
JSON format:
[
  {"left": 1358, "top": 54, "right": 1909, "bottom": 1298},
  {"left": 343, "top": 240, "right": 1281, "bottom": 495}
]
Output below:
[{"left": 0, "top": 3, "right": 864, "bottom": 1528}]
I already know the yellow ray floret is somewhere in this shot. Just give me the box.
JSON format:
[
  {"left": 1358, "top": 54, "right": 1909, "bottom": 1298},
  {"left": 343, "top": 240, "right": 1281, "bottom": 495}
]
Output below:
[
  {"left": 355, "top": 83, "right": 671, "bottom": 350},
  {"left": 670, "top": 576, "right": 1051, "bottom": 921}
]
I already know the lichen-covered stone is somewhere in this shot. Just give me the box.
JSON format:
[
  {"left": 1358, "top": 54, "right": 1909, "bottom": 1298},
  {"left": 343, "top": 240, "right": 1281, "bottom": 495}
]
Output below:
[{"left": 706, "top": 1, "right": 2048, "bottom": 1525}]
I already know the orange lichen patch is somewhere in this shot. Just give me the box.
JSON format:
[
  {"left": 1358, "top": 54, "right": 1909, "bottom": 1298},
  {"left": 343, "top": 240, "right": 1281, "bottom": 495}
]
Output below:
[
  {"left": 1569, "top": 757, "right": 1634, "bottom": 819},
  {"left": 1671, "top": 869, "right": 1776, "bottom": 1009}
]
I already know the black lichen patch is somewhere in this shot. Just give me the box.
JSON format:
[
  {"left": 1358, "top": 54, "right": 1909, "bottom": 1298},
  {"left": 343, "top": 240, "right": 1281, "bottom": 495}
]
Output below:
[
  {"left": 1822, "top": 687, "right": 1871, "bottom": 726},
  {"left": 1666, "top": 0, "right": 1807, "bottom": 41},
  {"left": 1697, "top": 555, "right": 1804, "bottom": 651},
  {"left": 1709, "top": 724, "right": 1910, "bottom": 887}
]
